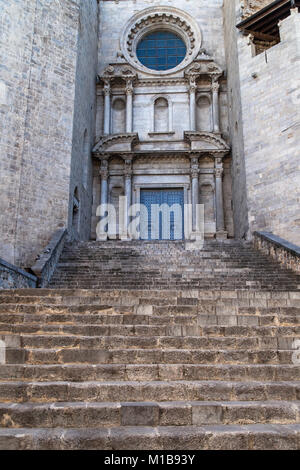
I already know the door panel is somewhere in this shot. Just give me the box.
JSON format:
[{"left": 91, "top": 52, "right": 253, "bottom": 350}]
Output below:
[{"left": 140, "top": 189, "right": 184, "bottom": 240}]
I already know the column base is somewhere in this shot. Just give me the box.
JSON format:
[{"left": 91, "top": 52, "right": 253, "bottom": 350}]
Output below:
[{"left": 216, "top": 231, "right": 228, "bottom": 241}]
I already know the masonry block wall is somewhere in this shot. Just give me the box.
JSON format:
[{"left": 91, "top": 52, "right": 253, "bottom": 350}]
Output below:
[
  {"left": 0, "top": 0, "right": 98, "bottom": 268},
  {"left": 68, "top": 0, "right": 99, "bottom": 242},
  {"left": 223, "top": 0, "right": 249, "bottom": 239},
  {"left": 238, "top": 7, "right": 300, "bottom": 245},
  {"left": 0, "top": 0, "right": 40, "bottom": 266},
  {"left": 224, "top": 1, "right": 300, "bottom": 245}
]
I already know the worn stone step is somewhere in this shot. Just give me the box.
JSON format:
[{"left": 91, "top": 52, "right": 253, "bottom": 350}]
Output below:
[
  {"left": 1, "top": 302, "right": 299, "bottom": 317},
  {"left": 0, "top": 424, "right": 299, "bottom": 450},
  {"left": 0, "top": 313, "right": 202, "bottom": 326},
  {"left": 0, "top": 380, "right": 299, "bottom": 403},
  {"left": 1, "top": 364, "right": 299, "bottom": 382},
  {"left": 17, "top": 347, "right": 297, "bottom": 365},
  {"left": 10, "top": 334, "right": 300, "bottom": 351},
  {"left": 0, "top": 323, "right": 299, "bottom": 337},
  {"left": 0, "top": 400, "right": 299, "bottom": 428},
  {"left": 51, "top": 283, "right": 300, "bottom": 291},
  {"left": 2, "top": 313, "right": 299, "bottom": 327},
  {"left": 0, "top": 289, "right": 298, "bottom": 301}
]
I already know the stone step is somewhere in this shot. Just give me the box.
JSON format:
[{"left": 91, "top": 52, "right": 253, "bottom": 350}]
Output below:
[
  {"left": 0, "top": 313, "right": 298, "bottom": 327},
  {"left": 0, "top": 364, "right": 299, "bottom": 382},
  {"left": 1, "top": 424, "right": 299, "bottom": 450},
  {"left": 0, "top": 289, "right": 298, "bottom": 300},
  {"left": 8, "top": 334, "right": 299, "bottom": 350},
  {"left": 0, "top": 380, "right": 299, "bottom": 402},
  {"left": 50, "top": 281, "right": 298, "bottom": 286},
  {"left": 0, "top": 401, "right": 299, "bottom": 428},
  {"left": 15, "top": 347, "right": 297, "bottom": 364},
  {"left": 0, "top": 323, "right": 299, "bottom": 337},
  {"left": 0, "top": 300, "right": 299, "bottom": 313}
]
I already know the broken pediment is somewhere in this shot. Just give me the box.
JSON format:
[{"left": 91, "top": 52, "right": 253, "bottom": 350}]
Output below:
[
  {"left": 93, "top": 133, "right": 139, "bottom": 155},
  {"left": 100, "top": 61, "right": 138, "bottom": 82},
  {"left": 184, "top": 131, "right": 230, "bottom": 152},
  {"left": 184, "top": 57, "right": 223, "bottom": 79}
]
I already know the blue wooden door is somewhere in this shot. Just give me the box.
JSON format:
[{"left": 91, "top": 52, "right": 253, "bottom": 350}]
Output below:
[{"left": 140, "top": 189, "right": 184, "bottom": 240}]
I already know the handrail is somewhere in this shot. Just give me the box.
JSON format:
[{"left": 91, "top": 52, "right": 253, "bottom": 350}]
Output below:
[
  {"left": 253, "top": 231, "right": 300, "bottom": 274},
  {"left": 31, "top": 229, "right": 68, "bottom": 287},
  {"left": 0, "top": 258, "right": 37, "bottom": 289}
]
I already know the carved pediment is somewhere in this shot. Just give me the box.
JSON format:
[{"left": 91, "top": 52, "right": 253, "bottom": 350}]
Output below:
[
  {"left": 184, "top": 58, "right": 223, "bottom": 79},
  {"left": 184, "top": 132, "right": 230, "bottom": 153},
  {"left": 101, "top": 62, "right": 138, "bottom": 81},
  {"left": 93, "top": 133, "right": 139, "bottom": 155}
]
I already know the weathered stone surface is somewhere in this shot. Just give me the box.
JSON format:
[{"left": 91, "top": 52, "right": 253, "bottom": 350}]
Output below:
[
  {"left": 0, "top": 0, "right": 299, "bottom": 452},
  {"left": 0, "top": 0, "right": 98, "bottom": 267}
]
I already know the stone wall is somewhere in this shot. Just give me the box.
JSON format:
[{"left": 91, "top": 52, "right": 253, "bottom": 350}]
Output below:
[
  {"left": 223, "top": 0, "right": 249, "bottom": 239},
  {"left": 0, "top": 0, "right": 98, "bottom": 268},
  {"left": 224, "top": 2, "right": 300, "bottom": 245},
  {"left": 0, "top": 0, "right": 38, "bottom": 265},
  {"left": 68, "top": 0, "right": 99, "bottom": 242},
  {"left": 238, "top": 9, "right": 300, "bottom": 245}
]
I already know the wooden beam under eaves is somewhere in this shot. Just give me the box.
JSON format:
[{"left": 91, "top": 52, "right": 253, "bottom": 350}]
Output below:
[{"left": 242, "top": 30, "right": 278, "bottom": 42}]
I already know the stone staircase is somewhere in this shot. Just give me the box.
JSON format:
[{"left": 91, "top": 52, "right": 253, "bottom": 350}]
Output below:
[
  {"left": 49, "top": 240, "right": 300, "bottom": 290},
  {"left": 0, "top": 241, "right": 299, "bottom": 449}
]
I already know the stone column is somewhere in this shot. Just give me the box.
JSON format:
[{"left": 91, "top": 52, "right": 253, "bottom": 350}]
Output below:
[
  {"left": 123, "top": 156, "right": 133, "bottom": 239},
  {"left": 103, "top": 80, "right": 111, "bottom": 135},
  {"left": 98, "top": 157, "right": 109, "bottom": 240},
  {"left": 215, "top": 157, "right": 227, "bottom": 239},
  {"left": 189, "top": 78, "right": 197, "bottom": 132},
  {"left": 190, "top": 156, "right": 199, "bottom": 232},
  {"left": 212, "top": 78, "right": 220, "bottom": 133},
  {"left": 125, "top": 80, "right": 133, "bottom": 133}
]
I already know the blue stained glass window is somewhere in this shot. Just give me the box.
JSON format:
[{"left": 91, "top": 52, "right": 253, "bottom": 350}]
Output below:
[{"left": 136, "top": 31, "right": 186, "bottom": 71}]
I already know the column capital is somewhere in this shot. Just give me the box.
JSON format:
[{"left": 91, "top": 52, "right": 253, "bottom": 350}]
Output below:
[
  {"left": 100, "top": 157, "right": 109, "bottom": 180},
  {"left": 99, "top": 152, "right": 109, "bottom": 162},
  {"left": 189, "top": 76, "right": 197, "bottom": 94},
  {"left": 123, "top": 155, "right": 133, "bottom": 178},
  {"left": 103, "top": 79, "right": 111, "bottom": 96},
  {"left": 190, "top": 156, "right": 199, "bottom": 179},
  {"left": 121, "top": 153, "right": 134, "bottom": 162},
  {"left": 125, "top": 79, "right": 134, "bottom": 96},
  {"left": 211, "top": 80, "right": 220, "bottom": 93},
  {"left": 215, "top": 167, "right": 223, "bottom": 179},
  {"left": 215, "top": 158, "right": 224, "bottom": 178},
  {"left": 100, "top": 169, "right": 109, "bottom": 180},
  {"left": 190, "top": 154, "right": 200, "bottom": 163},
  {"left": 215, "top": 154, "right": 226, "bottom": 163}
]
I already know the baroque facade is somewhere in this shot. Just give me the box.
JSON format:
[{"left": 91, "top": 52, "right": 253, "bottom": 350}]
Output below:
[
  {"left": 0, "top": 0, "right": 299, "bottom": 267},
  {"left": 92, "top": 5, "right": 233, "bottom": 241}
]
